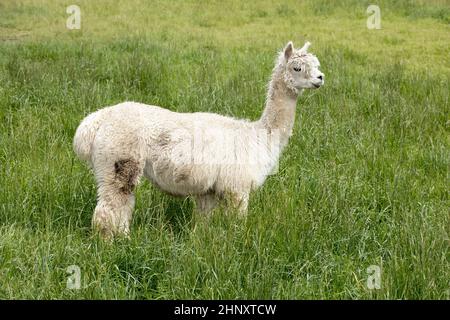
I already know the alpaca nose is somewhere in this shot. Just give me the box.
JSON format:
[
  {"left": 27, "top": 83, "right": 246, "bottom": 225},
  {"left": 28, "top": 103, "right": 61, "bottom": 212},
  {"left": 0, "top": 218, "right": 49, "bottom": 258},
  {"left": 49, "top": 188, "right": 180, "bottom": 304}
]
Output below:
[{"left": 317, "top": 75, "right": 323, "bottom": 80}]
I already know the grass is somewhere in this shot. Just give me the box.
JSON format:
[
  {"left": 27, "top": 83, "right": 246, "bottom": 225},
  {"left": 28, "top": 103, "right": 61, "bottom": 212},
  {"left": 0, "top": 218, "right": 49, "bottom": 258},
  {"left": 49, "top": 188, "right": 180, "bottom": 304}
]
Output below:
[{"left": 0, "top": 0, "right": 448, "bottom": 299}]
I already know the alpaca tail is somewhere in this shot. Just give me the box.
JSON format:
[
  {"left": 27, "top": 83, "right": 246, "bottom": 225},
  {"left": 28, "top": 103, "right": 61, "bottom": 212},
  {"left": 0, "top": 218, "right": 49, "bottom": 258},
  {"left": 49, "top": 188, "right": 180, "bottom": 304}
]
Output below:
[{"left": 73, "top": 110, "right": 103, "bottom": 164}]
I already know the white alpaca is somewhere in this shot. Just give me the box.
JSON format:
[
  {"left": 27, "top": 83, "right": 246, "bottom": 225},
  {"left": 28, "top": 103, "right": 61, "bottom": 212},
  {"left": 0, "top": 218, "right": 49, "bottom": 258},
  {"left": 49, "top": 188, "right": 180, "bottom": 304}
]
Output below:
[{"left": 73, "top": 41, "right": 324, "bottom": 238}]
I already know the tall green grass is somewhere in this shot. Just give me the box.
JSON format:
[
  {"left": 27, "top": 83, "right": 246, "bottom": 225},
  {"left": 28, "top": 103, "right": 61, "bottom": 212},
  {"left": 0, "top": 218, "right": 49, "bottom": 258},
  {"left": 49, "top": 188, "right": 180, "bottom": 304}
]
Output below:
[{"left": 0, "top": 0, "right": 448, "bottom": 299}]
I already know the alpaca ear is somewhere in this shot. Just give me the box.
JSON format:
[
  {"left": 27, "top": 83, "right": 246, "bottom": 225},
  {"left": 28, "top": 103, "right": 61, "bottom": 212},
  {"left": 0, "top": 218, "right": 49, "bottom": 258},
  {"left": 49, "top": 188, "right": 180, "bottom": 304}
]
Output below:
[
  {"left": 284, "top": 41, "right": 294, "bottom": 60},
  {"left": 299, "top": 41, "right": 311, "bottom": 53}
]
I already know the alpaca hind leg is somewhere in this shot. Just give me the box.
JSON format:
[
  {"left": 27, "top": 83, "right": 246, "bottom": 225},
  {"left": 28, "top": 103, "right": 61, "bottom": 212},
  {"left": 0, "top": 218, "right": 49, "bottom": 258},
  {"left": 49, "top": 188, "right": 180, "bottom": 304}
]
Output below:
[
  {"left": 195, "top": 193, "right": 218, "bottom": 215},
  {"left": 92, "top": 193, "right": 135, "bottom": 239},
  {"left": 92, "top": 158, "right": 143, "bottom": 239}
]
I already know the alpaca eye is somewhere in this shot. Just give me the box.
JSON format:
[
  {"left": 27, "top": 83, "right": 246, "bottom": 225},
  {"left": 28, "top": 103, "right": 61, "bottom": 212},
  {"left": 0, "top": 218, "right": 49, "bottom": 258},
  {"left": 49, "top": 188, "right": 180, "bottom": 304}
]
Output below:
[{"left": 293, "top": 67, "right": 301, "bottom": 72}]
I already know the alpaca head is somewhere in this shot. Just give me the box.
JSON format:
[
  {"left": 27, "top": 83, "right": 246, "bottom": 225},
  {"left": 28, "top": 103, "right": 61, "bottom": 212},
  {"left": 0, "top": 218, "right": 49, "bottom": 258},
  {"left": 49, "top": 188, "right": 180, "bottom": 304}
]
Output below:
[{"left": 279, "top": 41, "right": 324, "bottom": 92}]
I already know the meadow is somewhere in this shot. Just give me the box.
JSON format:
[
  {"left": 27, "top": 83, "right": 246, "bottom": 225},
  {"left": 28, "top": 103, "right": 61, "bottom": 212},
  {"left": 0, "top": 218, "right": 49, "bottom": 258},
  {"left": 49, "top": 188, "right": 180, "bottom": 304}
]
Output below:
[{"left": 0, "top": 0, "right": 448, "bottom": 299}]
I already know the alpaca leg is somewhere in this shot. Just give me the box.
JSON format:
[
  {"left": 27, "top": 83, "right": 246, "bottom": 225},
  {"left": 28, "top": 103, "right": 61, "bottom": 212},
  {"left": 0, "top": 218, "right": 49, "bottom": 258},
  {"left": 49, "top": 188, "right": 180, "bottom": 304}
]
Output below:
[
  {"left": 92, "top": 192, "right": 135, "bottom": 238},
  {"left": 229, "top": 192, "right": 249, "bottom": 217},
  {"left": 195, "top": 193, "right": 218, "bottom": 214},
  {"left": 92, "top": 158, "right": 143, "bottom": 238}
]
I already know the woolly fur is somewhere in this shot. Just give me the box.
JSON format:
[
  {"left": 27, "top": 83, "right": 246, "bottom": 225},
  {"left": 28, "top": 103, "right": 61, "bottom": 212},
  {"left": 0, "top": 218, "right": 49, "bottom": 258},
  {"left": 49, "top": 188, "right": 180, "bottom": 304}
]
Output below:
[{"left": 73, "top": 41, "right": 324, "bottom": 238}]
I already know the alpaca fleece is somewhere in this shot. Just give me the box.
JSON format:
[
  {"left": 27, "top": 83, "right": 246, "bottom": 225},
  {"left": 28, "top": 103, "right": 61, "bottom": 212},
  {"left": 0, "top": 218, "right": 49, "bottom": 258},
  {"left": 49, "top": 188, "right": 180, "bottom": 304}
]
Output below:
[{"left": 73, "top": 41, "right": 324, "bottom": 238}]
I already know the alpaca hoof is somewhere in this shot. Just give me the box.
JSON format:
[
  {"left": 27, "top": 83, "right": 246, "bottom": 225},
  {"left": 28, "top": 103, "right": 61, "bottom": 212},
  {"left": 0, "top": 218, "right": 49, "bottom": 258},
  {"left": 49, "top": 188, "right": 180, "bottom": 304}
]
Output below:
[{"left": 92, "top": 225, "right": 130, "bottom": 241}]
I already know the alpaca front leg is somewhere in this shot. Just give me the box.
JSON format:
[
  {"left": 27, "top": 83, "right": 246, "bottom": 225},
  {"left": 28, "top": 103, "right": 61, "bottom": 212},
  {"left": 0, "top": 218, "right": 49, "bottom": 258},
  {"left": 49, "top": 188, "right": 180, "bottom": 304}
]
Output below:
[
  {"left": 195, "top": 193, "right": 218, "bottom": 214},
  {"left": 229, "top": 192, "right": 249, "bottom": 217}
]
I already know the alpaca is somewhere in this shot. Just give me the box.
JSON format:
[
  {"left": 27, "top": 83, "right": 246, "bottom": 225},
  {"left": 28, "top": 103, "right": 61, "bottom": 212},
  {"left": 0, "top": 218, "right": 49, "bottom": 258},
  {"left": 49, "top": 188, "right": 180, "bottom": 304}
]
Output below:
[{"left": 73, "top": 41, "right": 324, "bottom": 238}]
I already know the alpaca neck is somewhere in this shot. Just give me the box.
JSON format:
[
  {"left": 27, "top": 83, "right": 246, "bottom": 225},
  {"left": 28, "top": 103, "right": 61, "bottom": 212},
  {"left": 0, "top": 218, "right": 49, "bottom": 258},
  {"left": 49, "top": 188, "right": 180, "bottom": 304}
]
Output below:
[{"left": 259, "top": 69, "right": 300, "bottom": 149}]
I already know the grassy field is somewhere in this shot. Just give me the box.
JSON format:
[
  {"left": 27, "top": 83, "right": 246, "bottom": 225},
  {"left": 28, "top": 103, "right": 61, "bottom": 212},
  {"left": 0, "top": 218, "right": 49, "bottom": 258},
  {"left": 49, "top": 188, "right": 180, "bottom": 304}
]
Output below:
[{"left": 0, "top": 0, "right": 448, "bottom": 299}]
